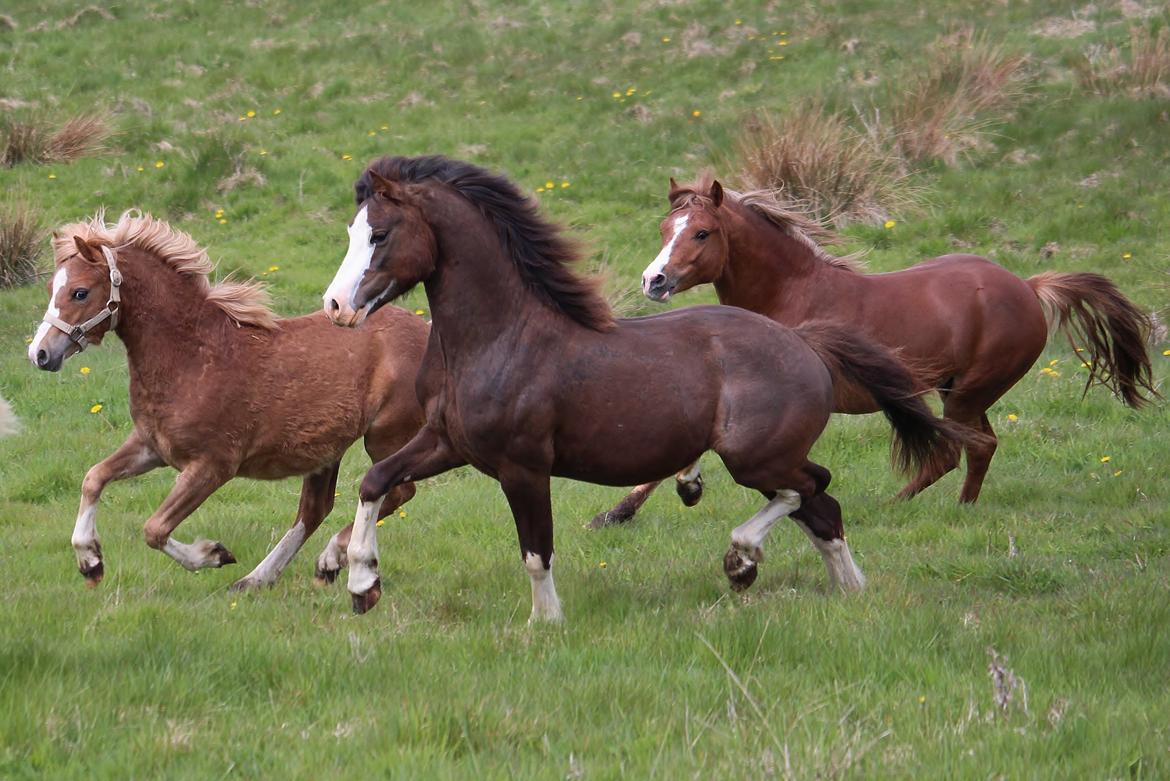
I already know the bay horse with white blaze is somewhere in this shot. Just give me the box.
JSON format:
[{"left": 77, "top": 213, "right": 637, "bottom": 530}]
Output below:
[
  {"left": 600, "top": 174, "right": 1157, "bottom": 523},
  {"left": 322, "top": 155, "right": 968, "bottom": 622},
  {"left": 29, "top": 211, "right": 427, "bottom": 590}
]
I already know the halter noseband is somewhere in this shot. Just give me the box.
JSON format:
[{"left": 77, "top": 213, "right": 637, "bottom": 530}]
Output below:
[{"left": 43, "top": 245, "right": 123, "bottom": 351}]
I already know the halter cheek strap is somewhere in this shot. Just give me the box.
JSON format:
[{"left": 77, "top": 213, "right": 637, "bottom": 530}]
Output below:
[{"left": 42, "top": 245, "right": 123, "bottom": 352}]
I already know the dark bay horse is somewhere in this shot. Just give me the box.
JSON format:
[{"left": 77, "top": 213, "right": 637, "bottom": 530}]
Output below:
[
  {"left": 321, "top": 155, "right": 967, "bottom": 622},
  {"left": 29, "top": 211, "right": 428, "bottom": 591},
  {"left": 607, "top": 175, "right": 1157, "bottom": 519}
]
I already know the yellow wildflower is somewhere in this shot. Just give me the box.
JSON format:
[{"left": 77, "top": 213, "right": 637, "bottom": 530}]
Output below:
[
  {"left": 90, "top": 403, "right": 103, "bottom": 414},
  {"left": 267, "top": 265, "right": 279, "bottom": 272},
  {"left": 218, "top": 219, "right": 227, "bottom": 225},
  {"left": 154, "top": 161, "right": 165, "bottom": 169},
  {"left": 259, "top": 149, "right": 268, "bottom": 156},
  {"left": 662, "top": 36, "right": 671, "bottom": 43},
  {"left": 273, "top": 108, "right": 283, "bottom": 115},
  {"left": 1122, "top": 252, "right": 1132, "bottom": 260},
  {"left": 380, "top": 124, "right": 389, "bottom": 130},
  {"left": 80, "top": 366, "right": 91, "bottom": 376},
  {"left": 48, "top": 173, "right": 57, "bottom": 180},
  {"left": 1048, "top": 359, "right": 1059, "bottom": 366},
  {"left": 918, "top": 695, "right": 926, "bottom": 704},
  {"left": 1100, "top": 455, "right": 1111, "bottom": 463},
  {"left": 414, "top": 308, "right": 426, "bottom": 316},
  {"left": 136, "top": 166, "right": 145, "bottom": 172},
  {"left": 735, "top": 18, "right": 742, "bottom": 25},
  {"left": 1113, "top": 469, "right": 1123, "bottom": 477},
  {"left": 398, "top": 510, "right": 407, "bottom": 518},
  {"left": 536, "top": 187, "right": 545, "bottom": 193},
  {"left": 376, "top": 519, "right": 385, "bottom": 527},
  {"left": 599, "top": 561, "right": 607, "bottom": 569},
  {"left": 246, "top": 110, "right": 256, "bottom": 118},
  {"left": 561, "top": 180, "right": 570, "bottom": 189},
  {"left": 612, "top": 91, "right": 621, "bottom": 99},
  {"left": 1163, "top": 349, "right": 1170, "bottom": 356},
  {"left": 545, "top": 180, "right": 555, "bottom": 189},
  {"left": 230, "top": 600, "right": 237, "bottom": 610},
  {"left": 1007, "top": 413, "right": 1018, "bottom": 422},
  {"left": 626, "top": 87, "right": 636, "bottom": 96},
  {"left": 341, "top": 154, "right": 352, "bottom": 161},
  {"left": 884, "top": 219, "right": 896, "bottom": 229},
  {"left": 692, "top": 110, "right": 702, "bottom": 117},
  {"left": 368, "top": 130, "right": 376, "bottom": 136}
]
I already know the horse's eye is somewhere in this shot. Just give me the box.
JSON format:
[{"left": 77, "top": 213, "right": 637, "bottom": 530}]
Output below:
[
  {"left": 370, "top": 232, "right": 388, "bottom": 244},
  {"left": 72, "top": 289, "right": 89, "bottom": 301},
  {"left": 695, "top": 230, "right": 710, "bottom": 240}
]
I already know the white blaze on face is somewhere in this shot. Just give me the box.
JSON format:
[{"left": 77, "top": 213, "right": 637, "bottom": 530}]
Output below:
[
  {"left": 641, "top": 214, "right": 689, "bottom": 298},
  {"left": 28, "top": 267, "right": 68, "bottom": 365},
  {"left": 323, "top": 205, "right": 375, "bottom": 311}
]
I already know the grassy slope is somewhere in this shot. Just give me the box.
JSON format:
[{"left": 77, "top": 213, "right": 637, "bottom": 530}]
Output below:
[{"left": 1, "top": 0, "right": 1168, "bottom": 777}]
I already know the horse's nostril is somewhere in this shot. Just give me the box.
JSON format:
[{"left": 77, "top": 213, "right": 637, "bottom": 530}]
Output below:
[
  {"left": 649, "top": 273, "right": 666, "bottom": 289},
  {"left": 328, "top": 298, "right": 340, "bottom": 312},
  {"left": 35, "top": 349, "right": 49, "bottom": 368}
]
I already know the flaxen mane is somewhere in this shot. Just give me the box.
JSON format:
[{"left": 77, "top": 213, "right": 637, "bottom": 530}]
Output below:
[
  {"left": 676, "top": 173, "right": 867, "bottom": 273},
  {"left": 53, "top": 210, "right": 278, "bottom": 329},
  {"left": 358, "top": 155, "right": 614, "bottom": 332}
]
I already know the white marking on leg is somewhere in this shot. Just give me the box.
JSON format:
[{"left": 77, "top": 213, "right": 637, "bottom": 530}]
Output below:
[
  {"left": 794, "top": 520, "right": 866, "bottom": 592},
  {"left": 346, "top": 498, "right": 382, "bottom": 596},
  {"left": 239, "top": 521, "right": 307, "bottom": 587},
  {"left": 316, "top": 529, "right": 349, "bottom": 577},
  {"left": 71, "top": 500, "right": 101, "bottom": 574},
  {"left": 730, "top": 489, "right": 802, "bottom": 562},
  {"left": 524, "top": 552, "right": 563, "bottom": 623},
  {"left": 323, "top": 205, "right": 375, "bottom": 313},
  {"left": 641, "top": 214, "right": 689, "bottom": 297},
  {"left": 160, "top": 538, "right": 231, "bottom": 571},
  {"left": 676, "top": 462, "right": 701, "bottom": 484},
  {"left": 28, "top": 267, "right": 68, "bottom": 364}
]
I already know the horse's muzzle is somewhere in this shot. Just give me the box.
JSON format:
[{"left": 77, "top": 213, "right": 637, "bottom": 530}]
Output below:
[{"left": 643, "top": 272, "right": 675, "bottom": 302}]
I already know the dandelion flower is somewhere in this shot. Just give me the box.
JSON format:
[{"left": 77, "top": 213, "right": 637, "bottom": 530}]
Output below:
[
  {"left": 1122, "top": 252, "right": 1132, "bottom": 260},
  {"left": 368, "top": 130, "right": 376, "bottom": 137},
  {"left": 80, "top": 366, "right": 91, "bottom": 376},
  {"left": 884, "top": 219, "right": 896, "bottom": 229},
  {"left": 90, "top": 403, "right": 103, "bottom": 414},
  {"left": 1007, "top": 413, "right": 1018, "bottom": 421},
  {"left": 662, "top": 36, "right": 671, "bottom": 43},
  {"left": 1048, "top": 359, "right": 1059, "bottom": 366},
  {"left": 341, "top": 154, "right": 352, "bottom": 161},
  {"left": 599, "top": 561, "right": 607, "bottom": 569},
  {"left": 692, "top": 110, "right": 702, "bottom": 117},
  {"left": 376, "top": 519, "right": 385, "bottom": 527},
  {"left": 626, "top": 87, "right": 636, "bottom": 96},
  {"left": 246, "top": 110, "right": 256, "bottom": 118},
  {"left": 273, "top": 108, "right": 283, "bottom": 115},
  {"left": 398, "top": 510, "right": 407, "bottom": 518},
  {"left": 218, "top": 218, "right": 228, "bottom": 225},
  {"left": 267, "top": 265, "right": 279, "bottom": 272},
  {"left": 48, "top": 173, "right": 57, "bottom": 180},
  {"left": 136, "top": 166, "right": 145, "bottom": 172},
  {"left": 154, "top": 161, "right": 165, "bottom": 169},
  {"left": 230, "top": 600, "right": 238, "bottom": 610},
  {"left": 536, "top": 187, "right": 545, "bottom": 193},
  {"left": 612, "top": 91, "right": 622, "bottom": 99},
  {"left": 778, "top": 40, "right": 788, "bottom": 46},
  {"left": 561, "top": 180, "right": 570, "bottom": 188},
  {"left": 1113, "top": 469, "right": 1123, "bottom": 477},
  {"left": 414, "top": 308, "right": 426, "bottom": 316},
  {"left": 380, "top": 124, "right": 389, "bottom": 130},
  {"left": 1163, "top": 349, "right": 1170, "bottom": 356},
  {"left": 1100, "top": 455, "right": 1111, "bottom": 463},
  {"left": 735, "top": 18, "right": 742, "bottom": 25},
  {"left": 918, "top": 695, "right": 926, "bottom": 704},
  {"left": 545, "top": 180, "right": 555, "bottom": 189}
]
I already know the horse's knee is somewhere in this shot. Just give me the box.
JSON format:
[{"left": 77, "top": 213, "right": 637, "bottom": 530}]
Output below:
[{"left": 143, "top": 521, "right": 168, "bottom": 550}]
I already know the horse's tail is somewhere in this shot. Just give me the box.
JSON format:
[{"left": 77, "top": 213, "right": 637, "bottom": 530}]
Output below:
[
  {"left": 795, "top": 322, "right": 973, "bottom": 476},
  {"left": 1027, "top": 272, "right": 1158, "bottom": 408},
  {"left": 0, "top": 396, "right": 18, "bottom": 437}
]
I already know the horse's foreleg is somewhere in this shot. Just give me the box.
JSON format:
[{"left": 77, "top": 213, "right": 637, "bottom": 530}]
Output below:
[
  {"left": 587, "top": 481, "right": 661, "bottom": 529},
  {"left": 143, "top": 463, "right": 235, "bottom": 571},
  {"left": 314, "top": 483, "right": 415, "bottom": 585},
  {"left": 232, "top": 463, "right": 341, "bottom": 591},
  {"left": 500, "top": 467, "right": 561, "bottom": 624},
  {"left": 791, "top": 492, "right": 865, "bottom": 592},
  {"left": 348, "top": 426, "right": 465, "bottom": 614},
  {"left": 675, "top": 461, "right": 704, "bottom": 506},
  {"left": 73, "top": 430, "right": 163, "bottom": 586},
  {"left": 723, "top": 489, "right": 802, "bottom": 592}
]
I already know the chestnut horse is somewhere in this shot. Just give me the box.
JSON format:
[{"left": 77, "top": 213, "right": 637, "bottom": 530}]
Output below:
[
  {"left": 29, "top": 211, "right": 427, "bottom": 591},
  {"left": 321, "top": 155, "right": 966, "bottom": 622},
  {"left": 609, "top": 174, "right": 1155, "bottom": 519}
]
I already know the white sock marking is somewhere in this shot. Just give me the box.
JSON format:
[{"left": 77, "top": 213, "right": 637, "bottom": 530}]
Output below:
[
  {"left": 524, "top": 552, "right": 563, "bottom": 623},
  {"left": 730, "top": 489, "right": 802, "bottom": 560},
  {"left": 323, "top": 205, "right": 375, "bottom": 313},
  {"left": 346, "top": 498, "right": 382, "bottom": 596},
  {"left": 240, "top": 522, "right": 308, "bottom": 586},
  {"left": 794, "top": 520, "right": 866, "bottom": 592},
  {"left": 316, "top": 529, "right": 349, "bottom": 577},
  {"left": 28, "top": 267, "right": 68, "bottom": 364},
  {"left": 676, "top": 461, "right": 701, "bottom": 484},
  {"left": 161, "top": 538, "right": 229, "bottom": 571},
  {"left": 71, "top": 500, "right": 101, "bottom": 573},
  {"left": 641, "top": 214, "right": 689, "bottom": 297}
]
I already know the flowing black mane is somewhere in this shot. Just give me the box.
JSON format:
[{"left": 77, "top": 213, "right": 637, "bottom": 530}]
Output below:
[{"left": 358, "top": 155, "right": 614, "bottom": 332}]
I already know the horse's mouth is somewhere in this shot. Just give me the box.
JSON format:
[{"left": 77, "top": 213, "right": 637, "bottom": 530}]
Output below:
[{"left": 644, "top": 281, "right": 674, "bottom": 302}]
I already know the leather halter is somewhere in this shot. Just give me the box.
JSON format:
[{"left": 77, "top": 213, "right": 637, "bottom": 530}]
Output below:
[{"left": 42, "top": 245, "right": 123, "bottom": 351}]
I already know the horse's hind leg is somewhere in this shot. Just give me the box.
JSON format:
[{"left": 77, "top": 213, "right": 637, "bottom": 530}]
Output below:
[
  {"left": 588, "top": 480, "right": 661, "bottom": 529},
  {"left": 958, "top": 413, "right": 997, "bottom": 504},
  {"left": 315, "top": 483, "right": 415, "bottom": 585},
  {"left": 723, "top": 488, "right": 802, "bottom": 592},
  {"left": 791, "top": 492, "right": 865, "bottom": 592},
  {"left": 142, "top": 462, "right": 236, "bottom": 571},
  {"left": 231, "top": 463, "right": 340, "bottom": 591}
]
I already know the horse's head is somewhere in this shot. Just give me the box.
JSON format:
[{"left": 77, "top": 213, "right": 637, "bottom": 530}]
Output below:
[
  {"left": 324, "top": 168, "right": 436, "bottom": 327},
  {"left": 29, "top": 236, "right": 122, "bottom": 371},
  {"left": 641, "top": 177, "right": 730, "bottom": 302}
]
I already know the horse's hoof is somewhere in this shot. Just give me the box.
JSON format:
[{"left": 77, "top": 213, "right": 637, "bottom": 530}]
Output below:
[
  {"left": 208, "top": 542, "right": 237, "bottom": 567},
  {"left": 314, "top": 566, "right": 340, "bottom": 586},
  {"left": 80, "top": 560, "right": 104, "bottom": 588},
  {"left": 587, "top": 506, "right": 633, "bottom": 530},
  {"left": 676, "top": 475, "right": 703, "bottom": 507},
  {"left": 351, "top": 578, "right": 382, "bottom": 615},
  {"left": 228, "top": 576, "right": 266, "bottom": 592},
  {"left": 723, "top": 548, "right": 759, "bottom": 592}
]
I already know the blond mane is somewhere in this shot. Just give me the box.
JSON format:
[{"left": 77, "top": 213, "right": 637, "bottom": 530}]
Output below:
[
  {"left": 681, "top": 172, "right": 867, "bottom": 273},
  {"left": 53, "top": 209, "right": 278, "bottom": 329}
]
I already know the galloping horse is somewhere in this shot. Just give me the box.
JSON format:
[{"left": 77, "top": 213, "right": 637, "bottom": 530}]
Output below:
[
  {"left": 322, "top": 155, "right": 967, "bottom": 622},
  {"left": 601, "top": 174, "right": 1157, "bottom": 522},
  {"left": 29, "top": 211, "right": 428, "bottom": 591}
]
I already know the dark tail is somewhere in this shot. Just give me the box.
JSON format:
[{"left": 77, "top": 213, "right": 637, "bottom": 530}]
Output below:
[
  {"left": 1028, "top": 272, "right": 1158, "bottom": 408},
  {"left": 795, "top": 323, "right": 974, "bottom": 476}
]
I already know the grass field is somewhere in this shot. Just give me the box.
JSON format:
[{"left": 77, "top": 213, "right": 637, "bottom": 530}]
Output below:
[{"left": 2, "top": 1, "right": 1169, "bottom": 777}]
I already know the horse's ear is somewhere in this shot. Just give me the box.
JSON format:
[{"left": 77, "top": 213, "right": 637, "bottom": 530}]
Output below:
[
  {"left": 367, "top": 169, "right": 405, "bottom": 202},
  {"left": 73, "top": 236, "right": 104, "bottom": 265},
  {"left": 667, "top": 177, "right": 686, "bottom": 205},
  {"left": 709, "top": 179, "right": 724, "bottom": 208}
]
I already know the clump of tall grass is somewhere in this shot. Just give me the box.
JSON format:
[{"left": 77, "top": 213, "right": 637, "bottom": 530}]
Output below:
[
  {"left": 1077, "top": 25, "right": 1170, "bottom": 97},
  {"left": 735, "top": 104, "right": 913, "bottom": 227},
  {"left": 0, "top": 200, "right": 46, "bottom": 288},
  {"left": 1, "top": 113, "right": 111, "bottom": 167},
  {"left": 888, "top": 33, "right": 1029, "bottom": 167}
]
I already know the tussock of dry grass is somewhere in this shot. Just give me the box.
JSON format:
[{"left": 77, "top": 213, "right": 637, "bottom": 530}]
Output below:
[
  {"left": 1078, "top": 25, "right": 1170, "bottom": 97},
  {"left": 1, "top": 113, "right": 110, "bottom": 167},
  {"left": 0, "top": 200, "right": 46, "bottom": 288},
  {"left": 736, "top": 104, "right": 913, "bottom": 227},
  {"left": 889, "top": 34, "right": 1029, "bottom": 166}
]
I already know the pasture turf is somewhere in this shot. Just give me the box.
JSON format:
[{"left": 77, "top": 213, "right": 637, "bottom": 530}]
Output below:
[{"left": 1, "top": 1, "right": 1168, "bottom": 777}]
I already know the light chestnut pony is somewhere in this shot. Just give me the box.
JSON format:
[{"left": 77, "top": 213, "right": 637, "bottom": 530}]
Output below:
[{"left": 28, "top": 211, "right": 427, "bottom": 591}]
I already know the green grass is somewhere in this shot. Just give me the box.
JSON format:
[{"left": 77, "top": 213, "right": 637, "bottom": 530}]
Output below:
[{"left": 2, "top": 1, "right": 1169, "bottom": 777}]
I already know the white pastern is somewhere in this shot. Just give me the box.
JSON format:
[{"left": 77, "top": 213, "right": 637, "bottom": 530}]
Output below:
[
  {"left": 71, "top": 501, "right": 101, "bottom": 572},
  {"left": 28, "top": 267, "right": 68, "bottom": 364},
  {"left": 240, "top": 521, "right": 308, "bottom": 586},
  {"left": 316, "top": 529, "right": 349, "bottom": 576},
  {"left": 794, "top": 520, "right": 866, "bottom": 592},
  {"left": 641, "top": 214, "right": 689, "bottom": 297},
  {"left": 161, "top": 538, "right": 231, "bottom": 571},
  {"left": 524, "top": 552, "right": 563, "bottom": 623},
  {"left": 323, "top": 205, "right": 375, "bottom": 311},
  {"left": 730, "top": 489, "right": 802, "bottom": 561},
  {"left": 346, "top": 498, "right": 383, "bottom": 596}
]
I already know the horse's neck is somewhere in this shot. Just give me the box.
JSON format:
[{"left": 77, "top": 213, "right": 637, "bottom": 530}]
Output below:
[
  {"left": 423, "top": 195, "right": 558, "bottom": 359},
  {"left": 715, "top": 210, "right": 854, "bottom": 323}
]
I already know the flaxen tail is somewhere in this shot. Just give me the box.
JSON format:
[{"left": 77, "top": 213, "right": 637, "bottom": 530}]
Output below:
[
  {"left": 0, "top": 396, "right": 18, "bottom": 437},
  {"left": 795, "top": 323, "right": 974, "bottom": 476},
  {"left": 1027, "top": 272, "right": 1157, "bottom": 408}
]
